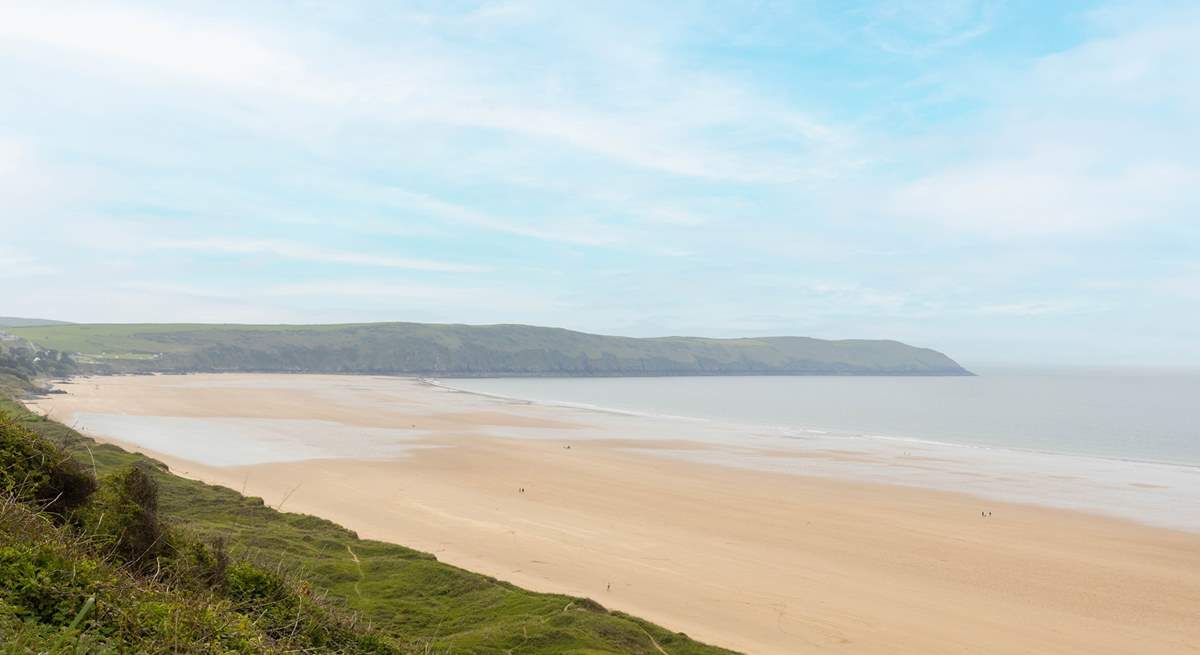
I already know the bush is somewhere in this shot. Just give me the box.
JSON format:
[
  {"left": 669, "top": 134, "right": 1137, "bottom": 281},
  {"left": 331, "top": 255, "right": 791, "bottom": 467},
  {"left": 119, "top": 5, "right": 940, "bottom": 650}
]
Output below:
[
  {"left": 0, "top": 542, "right": 103, "bottom": 626},
  {"left": 0, "top": 502, "right": 270, "bottom": 654},
  {"left": 0, "top": 600, "right": 117, "bottom": 655},
  {"left": 226, "top": 561, "right": 398, "bottom": 653},
  {"left": 0, "top": 412, "right": 95, "bottom": 514},
  {"left": 172, "top": 536, "right": 230, "bottom": 593},
  {"left": 79, "top": 464, "right": 168, "bottom": 571}
]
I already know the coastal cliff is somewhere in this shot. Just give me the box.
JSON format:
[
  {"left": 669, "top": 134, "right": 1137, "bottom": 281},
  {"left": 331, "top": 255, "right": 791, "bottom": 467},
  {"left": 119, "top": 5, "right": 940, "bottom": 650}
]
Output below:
[{"left": 6, "top": 322, "right": 971, "bottom": 377}]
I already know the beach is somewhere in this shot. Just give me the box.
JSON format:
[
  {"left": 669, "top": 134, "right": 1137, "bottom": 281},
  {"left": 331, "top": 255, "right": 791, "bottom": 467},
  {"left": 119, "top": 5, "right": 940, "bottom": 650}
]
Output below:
[{"left": 25, "top": 373, "right": 1200, "bottom": 655}]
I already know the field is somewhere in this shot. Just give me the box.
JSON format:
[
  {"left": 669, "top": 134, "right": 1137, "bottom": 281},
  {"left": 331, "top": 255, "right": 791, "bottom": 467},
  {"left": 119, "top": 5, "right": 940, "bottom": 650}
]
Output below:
[{"left": 7, "top": 323, "right": 360, "bottom": 355}]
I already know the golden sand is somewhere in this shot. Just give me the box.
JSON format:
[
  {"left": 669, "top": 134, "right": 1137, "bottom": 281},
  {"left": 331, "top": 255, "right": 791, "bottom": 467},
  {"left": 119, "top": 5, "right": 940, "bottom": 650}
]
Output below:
[{"left": 27, "top": 374, "right": 1200, "bottom": 655}]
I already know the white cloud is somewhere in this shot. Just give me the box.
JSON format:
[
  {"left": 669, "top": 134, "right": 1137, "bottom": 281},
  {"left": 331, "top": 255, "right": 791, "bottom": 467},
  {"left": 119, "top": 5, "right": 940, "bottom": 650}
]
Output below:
[
  {"left": 0, "top": 137, "right": 58, "bottom": 223},
  {"left": 0, "top": 246, "right": 56, "bottom": 278},
  {"left": 5, "top": 282, "right": 308, "bottom": 324},
  {"left": 892, "top": 149, "right": 1197, "bottom": 236},
  {"left": 1034, "top": 4, "right": 1200, "bottom": 105},
  {"left": 148, "top": 238, "right": 488, "bottom": 272},
  {"left": 2, "top": 2, "right": 1195, "bottom": 363},
  {"left": 264, "top": 280, "right": 555, "bottom": 309},
  {"left": 0, "top": 3, "right": 853, "bottom": 183},
  {"left": 637, "top": 207, "right": 708, "bottom": 227},
  {"left": 0, "top": 139, "right": 21, "bottom": 175},
  {"left": 267, "top": 281, "right": 464, "bottom": 300},
  {"left": 380, "top": 188, "right": 623, "bottom": 246},
  {"left": 258, "top": 279, "right": 568, "bottom": 322},
  {"left": 0, "top": 4, "right": 320, "bottom": 97},
  {"left": 0, "top": 139, "right": 27, "bottom": 209},
  {"left": 861, "top": 0, "right": 998, "bottom": 57},
  {"left": 972, "top": 300, "right": 1103, "bottom": 317},
  {"left": 887, "top": 4, "right": 1200, "bottom": 237}
]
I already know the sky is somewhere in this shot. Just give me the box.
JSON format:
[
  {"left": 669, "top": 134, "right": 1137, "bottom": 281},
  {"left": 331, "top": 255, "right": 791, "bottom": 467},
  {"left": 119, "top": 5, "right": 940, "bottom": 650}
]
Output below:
[{"left": 1, "top": 0, "right": 1197, "bottom": 366}]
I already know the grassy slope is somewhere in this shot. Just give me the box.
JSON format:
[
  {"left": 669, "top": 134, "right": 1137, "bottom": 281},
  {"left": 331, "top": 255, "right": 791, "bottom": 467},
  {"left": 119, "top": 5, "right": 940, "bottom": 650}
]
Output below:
[
  {"left": 8, "top": 322, "right": 970, "bottom": 375},
  {"left": 0, "top": 385, "right": 737, "bottom": 655},
  {"left": 0, "top": 317, "right": 72, "bottom": 328},
  {"left": 1, "top": 384, "right": 402, "bottom": 655}
]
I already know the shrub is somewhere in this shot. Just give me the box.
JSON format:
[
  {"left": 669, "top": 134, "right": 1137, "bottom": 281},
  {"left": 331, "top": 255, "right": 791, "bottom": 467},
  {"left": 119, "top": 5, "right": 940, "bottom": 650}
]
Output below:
[
  {"left": 226, "top": 561, "right": 398, "bottom": 653},
  {"left": 0, "top": 542, "right": 103, "bottom": 626},
  {"left": 0, "top": 502, "right": 268, "bottom": 654},
  {"left": 0, "top": 412, "right": 95, "bottom": 513},
  {"left": 0, "top": 600, "right": 117, "bottom": 655},
  {"left": 79, "top": 464, "right": 168, "bottom": 571},
  {"left": 172, "top": 536, "right": 230, "bottom": 593}
]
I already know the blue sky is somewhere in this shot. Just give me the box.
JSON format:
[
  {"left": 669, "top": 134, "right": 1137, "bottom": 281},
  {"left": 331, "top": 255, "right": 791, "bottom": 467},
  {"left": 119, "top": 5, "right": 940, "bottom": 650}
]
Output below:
[{"left": 1, "top": 1, "right": 1197, "bottom": 366}]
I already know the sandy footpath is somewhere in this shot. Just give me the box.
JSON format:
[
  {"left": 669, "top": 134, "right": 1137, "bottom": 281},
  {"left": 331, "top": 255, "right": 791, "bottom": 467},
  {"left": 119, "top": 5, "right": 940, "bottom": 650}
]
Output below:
[{"left": 26, "top": 374, "right": 1200, "bottom": 655}]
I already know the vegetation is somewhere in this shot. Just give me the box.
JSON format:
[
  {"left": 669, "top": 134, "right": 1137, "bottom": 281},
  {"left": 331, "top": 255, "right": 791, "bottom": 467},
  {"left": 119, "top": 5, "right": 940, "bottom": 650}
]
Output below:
[
  {"left": 0, "top": 376, "right": 739, "bottom": 654},
  {"left": 0, "top": 317, "right": 72, "bottom": 328},
  {"left": 0, "top": 338, "right": 76, "bottom": 381},
  {"left": 6, "top": 321, "right": 970, "bottom": 376},
  {"left": 1, "top": 400, "right": 402, "bottom": 654},
  {"left": 0, "top": 411, "right": 94, "bottom": 513}
]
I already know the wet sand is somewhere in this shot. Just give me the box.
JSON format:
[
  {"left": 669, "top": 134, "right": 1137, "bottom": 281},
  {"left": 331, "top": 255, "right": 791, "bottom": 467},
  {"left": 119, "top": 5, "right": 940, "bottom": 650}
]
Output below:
[{"left": 26, "top": 374, "right": 1200, "bottom": 655}]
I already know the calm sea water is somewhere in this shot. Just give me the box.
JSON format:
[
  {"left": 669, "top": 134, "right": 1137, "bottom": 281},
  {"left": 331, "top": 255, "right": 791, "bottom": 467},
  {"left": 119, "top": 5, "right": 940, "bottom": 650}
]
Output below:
[{"left": 445, "top": 368, "right": 1200, "bottom": 467}]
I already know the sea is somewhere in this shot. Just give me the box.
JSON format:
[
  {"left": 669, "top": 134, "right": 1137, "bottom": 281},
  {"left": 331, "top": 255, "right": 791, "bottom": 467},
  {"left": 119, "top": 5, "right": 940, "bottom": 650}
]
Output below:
[
  {"left": 442, "top": 367, "right": 1200, "bottom": 530},
  {"left": 445, "top": 367, "right": 1200, "bottom": 466}
]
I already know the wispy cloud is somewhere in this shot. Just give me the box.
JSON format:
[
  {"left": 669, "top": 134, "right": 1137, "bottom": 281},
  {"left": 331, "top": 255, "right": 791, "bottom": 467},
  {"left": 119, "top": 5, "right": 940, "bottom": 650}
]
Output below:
[
  {"left": 2, "top": 1, "right": 1197, "bottom": 364},
  {"left": 0, "top": 5, "right": 317, "bottom": 94},
  {"left": 0, "top": 246, "right": 56, "bottom": 278},
  {"left": 380, "top": 188, "right": 623, "bottom": 246},
  {"left": 860, "top": 0, "right": 999, "bottom": 57},
  {"left": 263, "top": 279, "right": 560, "bottom": 313},
  {"left": 886, "top": 4, "right": 1200, "bottom": 237},
  {"left": 0, "top": 3, "right": 852, "bottom": 183},
  {"left": 0, "top": 136, "right": 59, "bottom": 220},
  {"left": 972, "top": 300, "right": 1104, "bottom": 317},
  {"left": 149, "top": 238, "right": 488, "bottom": 273},
  {"left": 891, "top": 149, "right": 1197, "bottom": 236}
]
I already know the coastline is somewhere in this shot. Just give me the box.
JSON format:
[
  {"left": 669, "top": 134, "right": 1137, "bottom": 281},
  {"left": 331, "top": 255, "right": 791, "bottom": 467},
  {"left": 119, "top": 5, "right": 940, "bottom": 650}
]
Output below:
[
  {"left": 432, "top": 372, "right": 1200, "bottom": 468},
  {"left": 24, "top": 373, "right": 1200, "bottom": 655},
  {"left": 428, "top": 376, "right": 1200, "bottom": 532},
  {"left": 426, "top": 375, "right": 1199, "bottom": 468}
]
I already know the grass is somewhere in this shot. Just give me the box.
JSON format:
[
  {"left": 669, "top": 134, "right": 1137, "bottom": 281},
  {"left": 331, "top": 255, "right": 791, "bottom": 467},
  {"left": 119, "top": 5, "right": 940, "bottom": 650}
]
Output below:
[
  {"left": 0, "top": 382, "right": 739, "bottom": 654},
  {"left": 1, "top": 399, "right": 401, "bottom": 655},
  {"left": 74, "top": 352, "right": 162, "bottom": 363},
  {"left": 5, "top": 322, "right": 970, "bottom": 376},
  {"left": 5, "top": 323, "right": 387, "bottom": 356}
]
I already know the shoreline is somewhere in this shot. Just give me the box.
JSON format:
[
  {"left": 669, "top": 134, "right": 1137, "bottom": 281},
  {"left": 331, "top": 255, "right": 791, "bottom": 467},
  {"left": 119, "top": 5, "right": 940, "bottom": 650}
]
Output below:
[
  {"left": 425, "top": 376, "right": 1200, "bottom": 471},
  {"left": 31, "top": 373, "right": 1200, "bottom": 532},
  {"left": 425, "top": 376, "right": 1200, "bottom": 533},
  {"left": 24, "top": 373, "right": 1200, "bottom": 655}
]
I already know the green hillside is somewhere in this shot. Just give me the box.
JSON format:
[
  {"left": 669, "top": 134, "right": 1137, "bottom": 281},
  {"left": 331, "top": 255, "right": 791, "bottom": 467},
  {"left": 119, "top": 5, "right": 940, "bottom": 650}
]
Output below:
[
  {"left": 0, "top": 376, "right": 738, "bottom": 654},
  {"left": 7, "top": 322, "right": 970, "bottom": 376},
  {"left": 0, "top": 317, "right": 73, "bottom": 328}
]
